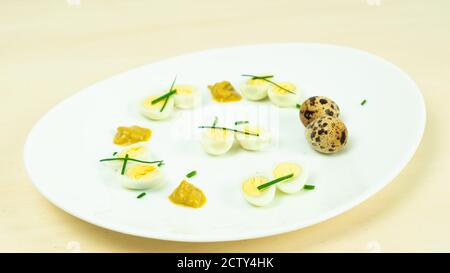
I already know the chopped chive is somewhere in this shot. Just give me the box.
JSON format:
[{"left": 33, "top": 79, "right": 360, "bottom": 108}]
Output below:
[
  {"left": 242, "top": 74, "right": 274, "bottom": 80},
  {"left": 151, "top": 89, "right": 177, "bottom": 105},
  {"left": 150, "top": 76, "right": 178, "bottom": 112},
  {"left": 159, "top": 77, "right": 178, "bottom": 112},
  {"left": 212, "top": 116, "right": 218, "bottom": 127},
  {"left": 361, "top": 99, "right": 367, "bottom": 106},
  {"left": 296, "top": 103, "right": 302, "bottom": 109},
  {"left": 112, "top": 152, "right": 118, "bottom": 156},
  {"left": 160, "top": 95, "right": 171, "bottom": 112},
  {"left": 241, "top": 74, "right": 295, "bottom": 94},
  {"left": 186, "top": 170, "right": 197, "bottom": 178},
  {"left": 234, "top": 120, "right": 249, "bottom": 126},
  {"left": 99, "top": 157, "right": 164, "bottom": 165},
  {"left": 198, "top": 125, "right": 259, "bottom": 136},
  {"left": 137, "top": 192, "right": 146, "bottom": 199},
  {"left": 120, "top": 154, "right": 129, "bottom": 175},
  {"left": 257, "top": 173, "right": 294, "bottom": 190},
  {"left": 157, "top": 161, "right": 165, "bottom": 167},
  {"left": 303, "top": 184, "right": 315, "bottom": 190}
]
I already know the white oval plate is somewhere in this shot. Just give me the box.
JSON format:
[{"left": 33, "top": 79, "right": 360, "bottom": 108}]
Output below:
[{"left": 24, "top": 43, "right": 425, "bottom": 242}]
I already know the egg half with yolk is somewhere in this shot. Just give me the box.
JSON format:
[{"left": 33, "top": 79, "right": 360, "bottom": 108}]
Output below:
[
  {"left": 240, "top": 78, "right": 270, "bottom": 101},
  {"left": 235, "top": 124, "right": 271, "bottom": 151},
  {"left": 200, "top": 128, "right": 234, "bottom": 155},
  {"left": 120, "top": 164, "right": 164, "bottom": 190},
  {"left": 110, "top": 144, "right": 150, "bottom": 171},
  {"left": 242, "top": 176, "right": 275, "bottom": 207},
  {"left": 268, "top": 82, "right": 302, "bottom": 107},
  {"left": 141, "top": 94, "right": 174, "bottom": 120},
  {"left": 273, "top": 162, "right": 308, "bottom": 194},
  {"left": 173, "top": 85, "right": 201, "bottom": 109}
]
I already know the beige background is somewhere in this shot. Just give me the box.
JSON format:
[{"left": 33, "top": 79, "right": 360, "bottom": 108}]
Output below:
[{"left": 1, "top": 0, "right": 449, "bottom": 252}]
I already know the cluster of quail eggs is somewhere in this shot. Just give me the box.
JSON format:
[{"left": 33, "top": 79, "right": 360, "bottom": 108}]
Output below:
[{"left": 299, "top": 96, "right": 348, "bottom": 154}]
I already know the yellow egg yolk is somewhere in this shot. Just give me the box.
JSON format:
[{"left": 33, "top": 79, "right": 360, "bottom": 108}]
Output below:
[
  {"left": 242, "top": 126, "right": 261, "bottom": 136},
  {"left": 248, "top": 78, "right": 269, "bottom": 86},
  {"left": 242, "top": 176, "right": 269, "bottom": 196},
  {"left": 206, "top": 128, "right": 232, "bottom": 141},
  {"left": 174, "top": 85, "right": 194, "bottom": 95},
  {"left": 126, "top": 164, "right": 159, "bottom": 180},
  {"left": 117, "top": 145, "right": 146, "bottom": 159},
  {"left": 273, "top": 162, "right": 301, "bottom": 182},
  {"left": 272, "top": 82, "right": 296, "bottom": 94},
  {"left": 144, "top": 95, "right": 165, "bottom": 109}
]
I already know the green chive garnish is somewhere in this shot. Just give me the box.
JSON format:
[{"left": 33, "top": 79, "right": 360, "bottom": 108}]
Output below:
[
  {"left": 112, "top": 152, "right": 118, "bottom": 156},
  {"left": 151, "top": 89, "right": 177, "bottom": 105},
  {"left": 242, "top": 74, "right": 295, "bottom": 94},
  {"left": 150, "top": 77, "right": 178, "bottom": 112},
  {"left": 212, "top": 116, "right": 218, "bottom": 127},
  {"left": 186, "top": 170, "right": 197, "bottom": 178},
  {"left": 120, "top": 154, "right": 129, "bottom": 175},
  {"left": 198, "top": 125, "right": 259, "bottom": 136},
  {"left": 303, "top": 184, "right": 315, "bottom": 190},
  {"left": 234, "top": 120, "right": 249, "bottom": 126},
  {"left": 296, "top": 103, "right": 302, "bottom": 109},
  {"left": 160, "top": 94, "right": 172, "bottom": 112},
  {"left": 257, "top": 173, "right": 294, "bottom": 190},
  {"left": 99, "top": 157, "right": 164, "bottom": 165},
  {"left": 137, "top": 192, "right": 146, "bottom": 199},
  {"left": 361, "top": 99, "right": 367, "bottom": 106}
]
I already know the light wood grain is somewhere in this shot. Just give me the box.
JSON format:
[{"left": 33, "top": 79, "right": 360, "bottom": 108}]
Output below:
[{"left": 1, "top": 0, "right": 449, "bottom": 252}]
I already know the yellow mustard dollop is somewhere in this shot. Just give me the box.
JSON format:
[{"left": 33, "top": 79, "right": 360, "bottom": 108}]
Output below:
[
  {"left": 169, "top": 180, "right": 207, "bottom": 208},
  {"left": 208, "top": 81, "right": 242, "bottom": 103},
  {"left": 113, "top": 125, "right": 152, "bottom": 146}
]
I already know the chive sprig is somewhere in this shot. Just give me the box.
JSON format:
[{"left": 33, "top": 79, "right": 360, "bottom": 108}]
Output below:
[
  {"left": 186, "top": 170, "right": 197, "bottom": 178},
  {"left": 198, "top": 125, "right": 259, "bottom": 136},
  {"left": 151, "top": 76, "right": 178, "bottom": 112},
  {"left": 137, "top": 192, "right": 146, "bottom": 199},
  {"left": 242, "top": 74, "right": 295, "bottom": 94},
  {"left": 99, "top": 155, "right": 164, "bottom": 176},
  {"left": 120, "top": 154, "right": 129, "bottom": 175},
  {"left": 257, "top": 173, "right": 294, "bottom": 190}
]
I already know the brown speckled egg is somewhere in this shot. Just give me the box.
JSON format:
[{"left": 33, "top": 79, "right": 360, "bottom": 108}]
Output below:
[
  {"left": 305, "top": 116, "right": 348, "bottom": 154},
  {"left": 299, "top": 96, "right": 340, "bottom": 126}
]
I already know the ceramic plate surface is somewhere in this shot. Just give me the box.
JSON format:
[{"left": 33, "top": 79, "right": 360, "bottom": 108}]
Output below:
[{"left": 24, "top": 43, "right": 426, "bottom": 242}]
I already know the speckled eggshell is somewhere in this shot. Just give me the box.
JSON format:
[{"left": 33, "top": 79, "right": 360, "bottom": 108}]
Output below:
[
  {"left": 305, "top": 116, "right": 348, "bottom": 154},
  {"left": 299, "top": 96, "right": 340, "bottom": 126}
]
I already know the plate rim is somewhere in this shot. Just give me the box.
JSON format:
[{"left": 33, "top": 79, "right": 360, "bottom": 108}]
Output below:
[{"left": 23, "top": 42, "right": 427, "bottom": 242}]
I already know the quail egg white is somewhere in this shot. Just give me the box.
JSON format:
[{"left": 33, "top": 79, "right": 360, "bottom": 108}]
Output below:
[
  {"left": 234, "top": 124, "right": 271, "bottom": 151},
  {"left": 173, "top": 85, "right": 202, "bottom": 109},
  {"left": 141, "top": 94, "right": 174, "bottom": 120},
  {"left": 273, "top": 162, "right": 308, "bottom": 194},
  {"left": 268, "top": 82, "right": 302, "bottom": 107},
  {"left": 240, "top": 78, "right": 270, "bottom": 101},
  {"left": 120, "top": 164, "right": 164, "bottom": 190},
  {"left": 242, "top": 175, "right": 275, "bottom": 207},
  {"left": 200, "top": 128, "right": 235, "bottom": 155}
]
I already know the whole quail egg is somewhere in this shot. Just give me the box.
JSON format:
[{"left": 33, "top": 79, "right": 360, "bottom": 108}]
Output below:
[
  {"left": 305, "top": 116, "right": 348, "bottom": 154},
  {"left": 299, "top": 96, "right": 340, "bottom": 126}
]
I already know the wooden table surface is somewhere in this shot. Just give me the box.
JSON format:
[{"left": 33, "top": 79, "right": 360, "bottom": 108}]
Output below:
[{"left": 1, "top": 0, "right": 449, "bottom": 252}]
